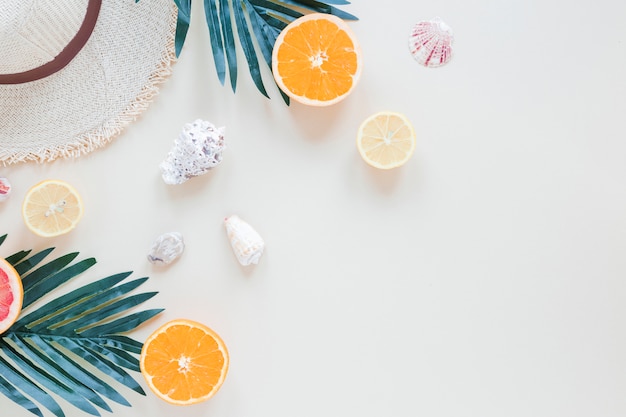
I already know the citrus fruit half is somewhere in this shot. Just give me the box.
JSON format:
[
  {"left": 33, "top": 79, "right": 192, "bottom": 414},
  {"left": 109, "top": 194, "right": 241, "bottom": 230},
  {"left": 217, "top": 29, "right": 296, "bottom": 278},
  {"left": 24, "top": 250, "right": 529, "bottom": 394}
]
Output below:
[
  {"left": 357, "top": 111, "right": 417, "bottom": 169},
  {"left": 22, "top": 179, "right": 84, "bottom": 237},
  {"left": 0, "top": 258, "right": 23, "bottom": 334},
  {"left": 272, "top": 13, "right": 362, "bottom": 106},
  {"left": 140, "top": 319, "right": 229, "bottom": 405}
]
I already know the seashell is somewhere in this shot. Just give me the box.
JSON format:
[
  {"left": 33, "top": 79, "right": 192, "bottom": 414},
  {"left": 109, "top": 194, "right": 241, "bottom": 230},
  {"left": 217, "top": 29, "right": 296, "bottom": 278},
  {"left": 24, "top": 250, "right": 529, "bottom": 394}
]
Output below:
[
  {"left": 147, "top": 232, "right": 185, "bottom": 265},
  {"left": 408, "top": 17, "right": 454, "bottom": 68},
  {"left": 224, "top": 215, "right": 265, "bottom": 266},
  {"left": 0, "top": 177, "right": 11, "bottom": 202},
  {"left": 160, "top": 119, "right": 225, "bottom": 185}
]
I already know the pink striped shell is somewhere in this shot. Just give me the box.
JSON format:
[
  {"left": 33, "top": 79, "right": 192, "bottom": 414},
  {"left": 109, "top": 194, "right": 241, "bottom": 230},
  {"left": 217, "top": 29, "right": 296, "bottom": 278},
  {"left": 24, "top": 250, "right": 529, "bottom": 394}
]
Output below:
[
  {"left": 408, "top": 17, "right": 454, "bottom": 68},
  {"left": 0, "top": 177, "right": 10, "bottom": 202}
]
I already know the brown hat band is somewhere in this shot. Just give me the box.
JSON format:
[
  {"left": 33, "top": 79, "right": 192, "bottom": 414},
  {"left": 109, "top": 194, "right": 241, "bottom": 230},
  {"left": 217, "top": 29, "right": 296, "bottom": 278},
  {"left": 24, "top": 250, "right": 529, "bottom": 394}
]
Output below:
[{"left": 0, "top": 0, "right": 101, "bottom": 85}]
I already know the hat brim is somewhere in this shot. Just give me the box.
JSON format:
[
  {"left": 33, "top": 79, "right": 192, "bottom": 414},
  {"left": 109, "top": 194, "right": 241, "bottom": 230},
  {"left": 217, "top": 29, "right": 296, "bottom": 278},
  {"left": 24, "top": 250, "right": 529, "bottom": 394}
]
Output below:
[{"left": 0, "top": 0, "right": 177, "bottom": 165}]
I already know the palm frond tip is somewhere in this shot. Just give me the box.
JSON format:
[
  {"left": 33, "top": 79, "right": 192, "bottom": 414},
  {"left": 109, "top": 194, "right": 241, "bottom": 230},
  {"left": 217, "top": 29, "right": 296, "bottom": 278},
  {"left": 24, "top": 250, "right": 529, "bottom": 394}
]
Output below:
[{"left": 0, "top": 235, "right": 163, "bottom": 417}]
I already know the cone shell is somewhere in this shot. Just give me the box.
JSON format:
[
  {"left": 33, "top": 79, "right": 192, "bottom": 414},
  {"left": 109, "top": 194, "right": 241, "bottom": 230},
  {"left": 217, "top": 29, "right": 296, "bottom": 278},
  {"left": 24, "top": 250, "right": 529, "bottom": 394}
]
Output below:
[
  {"left": 408, "top": 17, "right": 454, "bottom": 68},
  {"left": 224, "top": 215, "right": 265, "bottom": 266}
]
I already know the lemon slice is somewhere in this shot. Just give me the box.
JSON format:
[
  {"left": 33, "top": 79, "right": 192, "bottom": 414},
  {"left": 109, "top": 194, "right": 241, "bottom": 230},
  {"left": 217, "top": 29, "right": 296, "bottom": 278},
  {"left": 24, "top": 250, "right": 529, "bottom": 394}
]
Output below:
[
  {"left": 357, "top": 111, "right": 416, "bottom": 169},
  {"left": 22, "top": 180, "right": 84, "bottom": 237}
]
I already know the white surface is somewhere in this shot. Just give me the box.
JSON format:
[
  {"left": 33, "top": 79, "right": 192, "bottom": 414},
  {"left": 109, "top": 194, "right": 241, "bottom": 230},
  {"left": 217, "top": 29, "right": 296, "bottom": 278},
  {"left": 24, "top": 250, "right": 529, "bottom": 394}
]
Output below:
[{"left": 2, "top": 1, "right": 626, "bottom": 416}]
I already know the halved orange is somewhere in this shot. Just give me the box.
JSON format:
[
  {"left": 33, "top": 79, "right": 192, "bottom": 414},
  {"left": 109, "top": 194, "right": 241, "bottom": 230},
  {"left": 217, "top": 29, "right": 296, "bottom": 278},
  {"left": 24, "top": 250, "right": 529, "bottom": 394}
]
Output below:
[
  {"left": 140, "top": 319, "right": 229, "bottom": 405},
  {"left": 357, "top": 111, "right": 417, "bottom": 169},
  {"left": 0, "top": 258, "right": 23, "bottom": 334},
  {"left": 22, "top": 179, "right": 84, "bottom": 237},
  {"left": 272, "top": 13, "right": 362, "bottom": 106}
]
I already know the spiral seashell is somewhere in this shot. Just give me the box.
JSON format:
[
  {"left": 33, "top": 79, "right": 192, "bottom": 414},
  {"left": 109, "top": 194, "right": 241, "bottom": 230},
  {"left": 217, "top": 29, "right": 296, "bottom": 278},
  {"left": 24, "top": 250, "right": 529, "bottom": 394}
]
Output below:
[
  {"left": 224, "top": 215, "right": 265, "bottom": 266},
  {"left": 408, "top": 17, "right": 454, "bottom": 68},
  {"left": 0, "top": 177, "right": 11, "bottom": 202},
  {"left": 147, "top": 232, "right": 185, "bottom": 265}
]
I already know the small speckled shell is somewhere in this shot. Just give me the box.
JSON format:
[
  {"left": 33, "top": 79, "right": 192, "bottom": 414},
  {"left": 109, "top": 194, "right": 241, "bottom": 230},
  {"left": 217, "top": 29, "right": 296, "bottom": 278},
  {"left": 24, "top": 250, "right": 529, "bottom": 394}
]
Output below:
[
  {"left": 0, "top": 177, "right": 11, "bottom": 202},
  {"left": 224, "top": 215, "right": 265, "bottom": 266},
  {"left": 147, "top": 232, "right": 185, "bottom": 265},
  {"left": 408, "top": 17, "right": 454, "bottom": 68}
]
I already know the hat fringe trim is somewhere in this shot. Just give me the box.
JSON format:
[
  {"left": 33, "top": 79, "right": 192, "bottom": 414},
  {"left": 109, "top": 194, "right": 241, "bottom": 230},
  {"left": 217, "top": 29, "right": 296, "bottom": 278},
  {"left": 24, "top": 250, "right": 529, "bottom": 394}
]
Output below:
[{"left": 0, "top": 10, "right": 177, "bottom": 166}]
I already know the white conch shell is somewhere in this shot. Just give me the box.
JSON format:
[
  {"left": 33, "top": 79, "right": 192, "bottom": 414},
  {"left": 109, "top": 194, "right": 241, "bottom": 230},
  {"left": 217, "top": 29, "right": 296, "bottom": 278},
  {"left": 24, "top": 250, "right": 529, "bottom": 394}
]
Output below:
[
  {"left": 0, "top": 177, "right": 10, "bottom": 202},
  {"left": 160, "top": 119, "right": 225, "bottom": 185},
  {"left": 224, "top": 215, "right": 265, "bottom": 266},
  {"left": 147, "top": 232, "right": 185, "bottom": 265},
  {"left": 408, "top": 17, "right": 454, "bottom": 68}
]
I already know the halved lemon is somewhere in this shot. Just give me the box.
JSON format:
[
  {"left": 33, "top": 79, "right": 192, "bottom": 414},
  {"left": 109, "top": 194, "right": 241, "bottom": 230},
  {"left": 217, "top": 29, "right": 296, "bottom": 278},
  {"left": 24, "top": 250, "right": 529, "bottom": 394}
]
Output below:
[
  {"left": 0, "top": 258, "right": 23, "bottom": 334},
  {"left": 357, "top": 111, "right": 417, "bottom": 169},
  {"left": 22, "top": 179, "right": 84, "bottom": 237},
  {"left": 140, "top": 319, "right": 229, "bottom": 405}
]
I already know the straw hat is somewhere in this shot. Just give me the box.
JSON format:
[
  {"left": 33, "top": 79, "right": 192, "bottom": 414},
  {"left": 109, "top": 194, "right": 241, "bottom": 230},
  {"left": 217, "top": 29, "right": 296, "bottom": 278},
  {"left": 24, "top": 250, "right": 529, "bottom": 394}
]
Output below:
[{"left": 0, "top": 0, "right": 177, "bottom": 165}]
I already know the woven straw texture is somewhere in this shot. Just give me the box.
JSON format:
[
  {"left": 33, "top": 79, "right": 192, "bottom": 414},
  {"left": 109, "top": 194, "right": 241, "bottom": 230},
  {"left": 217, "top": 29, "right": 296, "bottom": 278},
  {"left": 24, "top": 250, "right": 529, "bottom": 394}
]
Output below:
[
  {"left": 0, "top": 0, "right": 87, "bottom": 73},
  {"left": 0, "top": 0, "right": 177, "bottom": 165}
]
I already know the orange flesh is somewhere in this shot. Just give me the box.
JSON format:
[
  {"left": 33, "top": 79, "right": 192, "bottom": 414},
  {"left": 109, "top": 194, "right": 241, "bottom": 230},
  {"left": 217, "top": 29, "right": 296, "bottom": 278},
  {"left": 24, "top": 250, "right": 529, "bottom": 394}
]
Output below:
[
  {"left": 276, "top": 18, "right": 359, "bottom": 102},
  {"left": 142, "top": 322, "right": 227, "bottom": 403}
]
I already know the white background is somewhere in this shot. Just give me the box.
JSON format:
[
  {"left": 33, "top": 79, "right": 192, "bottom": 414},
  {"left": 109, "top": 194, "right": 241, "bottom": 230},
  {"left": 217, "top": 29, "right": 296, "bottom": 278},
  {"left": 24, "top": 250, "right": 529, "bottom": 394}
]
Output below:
[{"left": 2, "top": 0, "right": 626, "bottom": 416}]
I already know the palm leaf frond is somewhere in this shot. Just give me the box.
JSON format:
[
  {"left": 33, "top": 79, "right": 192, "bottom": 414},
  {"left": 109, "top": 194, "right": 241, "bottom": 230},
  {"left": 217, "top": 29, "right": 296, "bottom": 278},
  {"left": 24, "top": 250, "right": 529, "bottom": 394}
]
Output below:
[
  {"left": 0, "top": 235, "right": 163, "bottom": 417},
  {"left": 173, "top": 0, "right": 192, "bottom": 56},
  {"left": 171, "top": 0, "right": 357, "bottom": 103}
]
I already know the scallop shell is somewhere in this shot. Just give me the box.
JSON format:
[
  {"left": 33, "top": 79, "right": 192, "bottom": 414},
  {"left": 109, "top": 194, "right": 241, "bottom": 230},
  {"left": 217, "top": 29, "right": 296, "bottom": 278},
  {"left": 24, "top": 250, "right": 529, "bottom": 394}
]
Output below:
[
  {"left": 224, "top": 215, "right": 265, "bottom": 266},
  {"left": 0, "top": 177, "right": 11, "bottom": 202},
  {"left": 408, "top": 17, "right": 454, "bottom": 68},
  {"left": 147, "top": 232, "right": 185, "bottom": 265},
  {"left": 160, "top": 119, "right": 225, "bottom": 185}
]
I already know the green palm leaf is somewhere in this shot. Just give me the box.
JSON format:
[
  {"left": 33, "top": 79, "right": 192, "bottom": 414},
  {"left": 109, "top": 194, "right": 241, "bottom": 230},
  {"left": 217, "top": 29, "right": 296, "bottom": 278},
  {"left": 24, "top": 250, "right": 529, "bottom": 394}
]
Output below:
[
  {"left": 0, "top": 234, "right": 163, "bottom": 417},
  {"left": 171, "top": 0, "right": 358, "bottom": 103}
]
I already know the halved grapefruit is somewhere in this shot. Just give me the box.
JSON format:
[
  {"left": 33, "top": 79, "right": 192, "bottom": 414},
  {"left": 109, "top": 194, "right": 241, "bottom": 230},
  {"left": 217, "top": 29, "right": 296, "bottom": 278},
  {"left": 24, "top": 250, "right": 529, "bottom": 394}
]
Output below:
[{"left": 0, "top": 258, "right": 23, "bottom": 334}]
